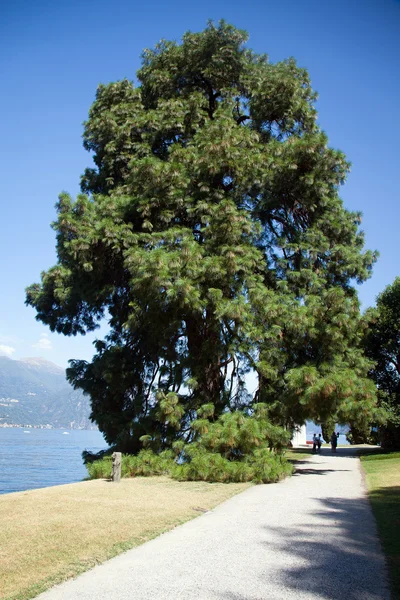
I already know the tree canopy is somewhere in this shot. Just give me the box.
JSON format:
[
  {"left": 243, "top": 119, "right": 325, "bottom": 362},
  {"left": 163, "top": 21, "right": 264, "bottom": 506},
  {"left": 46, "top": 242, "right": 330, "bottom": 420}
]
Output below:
[
  {"left": 26, "top": 22, "right": 377, "bottom": 471},
  {"left": 364, "top": 278, "right": 400, "bottom": 449}
]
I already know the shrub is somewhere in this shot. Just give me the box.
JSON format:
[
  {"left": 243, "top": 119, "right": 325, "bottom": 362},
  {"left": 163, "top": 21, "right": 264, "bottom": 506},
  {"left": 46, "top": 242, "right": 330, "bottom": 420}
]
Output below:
[
  {"left": 122, "top": 450, "right": 174, "bottom": 477},
  {"left": 85, "top": 409, "right": 294, "bottom": 484},
  {"left": 246, "top": 449, "right": 294, "bottom": 483},
  {"left": 86, "top": 456, "right": 113, "bottom": 479},
  {"left": 87, "top": 448, "right": 292, "bottom": 483},
  {"left": 86, "top": 450, "right": 174, "bottom": 479}
]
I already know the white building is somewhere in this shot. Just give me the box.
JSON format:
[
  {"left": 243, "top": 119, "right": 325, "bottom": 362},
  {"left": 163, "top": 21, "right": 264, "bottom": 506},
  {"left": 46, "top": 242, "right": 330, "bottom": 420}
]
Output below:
[{"left": 291, "top": 424, "right": 307, "bottom": 447}]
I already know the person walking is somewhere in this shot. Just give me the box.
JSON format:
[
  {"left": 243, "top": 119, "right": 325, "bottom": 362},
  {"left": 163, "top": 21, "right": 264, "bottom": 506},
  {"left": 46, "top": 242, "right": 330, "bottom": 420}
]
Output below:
[
  {"left": 330, "top": 431, "right": 338, "bottom": 453},
  {"left": 312, "top": 433, "right": 318, "bottom": 454}
]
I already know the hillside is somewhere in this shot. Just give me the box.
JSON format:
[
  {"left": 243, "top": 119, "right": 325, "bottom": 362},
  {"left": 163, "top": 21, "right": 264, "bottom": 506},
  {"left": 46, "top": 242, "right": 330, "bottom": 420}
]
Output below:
[{"left": 0, "top": 357, "right": 95, "bottom": 429}]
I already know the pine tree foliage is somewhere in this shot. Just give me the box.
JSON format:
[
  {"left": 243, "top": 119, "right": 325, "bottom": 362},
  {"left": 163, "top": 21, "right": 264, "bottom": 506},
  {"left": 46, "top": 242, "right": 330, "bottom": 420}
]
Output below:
[
  {"left": 27, "top": 22, "right": 377, "bottom": 470},
  {"left": 364, "top": 278, "right": 400, "bottom": 448}
]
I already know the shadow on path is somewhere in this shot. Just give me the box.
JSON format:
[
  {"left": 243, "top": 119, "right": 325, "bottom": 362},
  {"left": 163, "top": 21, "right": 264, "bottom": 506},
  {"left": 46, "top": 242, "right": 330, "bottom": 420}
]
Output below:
[
  {"left": 291, "top": 445, "right": 381, "bottom": 460},
  {"left": 293, "top": 468, "right": 351, "bottom": 476},
  {"left": 259, "top": 495, "right": 389, "bottom": 600}
]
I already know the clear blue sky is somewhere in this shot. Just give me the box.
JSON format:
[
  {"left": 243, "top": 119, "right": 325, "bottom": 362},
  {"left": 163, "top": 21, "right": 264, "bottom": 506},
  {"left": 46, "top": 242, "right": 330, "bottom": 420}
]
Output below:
[{"left": 0, "top": 0, "right": 399, "bottom": 368}]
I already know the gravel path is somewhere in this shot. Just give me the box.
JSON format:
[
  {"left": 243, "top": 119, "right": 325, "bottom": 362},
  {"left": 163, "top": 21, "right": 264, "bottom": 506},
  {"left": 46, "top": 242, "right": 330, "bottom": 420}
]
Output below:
[{"left": 36, "top": 448, "right": 389, "bottom": 600}]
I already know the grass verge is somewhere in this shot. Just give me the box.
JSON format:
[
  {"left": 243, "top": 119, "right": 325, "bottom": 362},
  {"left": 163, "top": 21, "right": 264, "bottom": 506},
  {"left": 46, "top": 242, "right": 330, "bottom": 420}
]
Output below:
[
  {"left": 285, "top": 447, "right": 313, "bottom": 462},
  {"left": 361, "top": 453, "right": 400, "bottom": 600},
  {"left": 0, "top": 477, "right": 250, "bottom": 600}
]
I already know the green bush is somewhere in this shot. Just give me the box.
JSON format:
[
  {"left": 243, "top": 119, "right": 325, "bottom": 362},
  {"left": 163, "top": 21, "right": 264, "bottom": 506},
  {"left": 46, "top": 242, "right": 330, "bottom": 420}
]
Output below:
[
  {"left": 86, "top": 448, "right": 293, "bottom": 484},
  {"left": 86, "top": 456, "right": 113, "bottom": 479},
  {"left": 171, "top": 448, "right": 240, "bottom": 483},
  {"left": 85, "top": 408, "right": 294, "bottom": 484},
  {"left": 122, "top": 450, "right": 174, "bottom": 477},
  {"left": 86, "top": 450, "right": 174, "bottom": 479},
  {"left": 247, "top": 448, "right": 294, "bottom": 483},
  {"left": 170, "top": 448, "right": 293, "bottom": 483},
  {"left": 171, "top": 447, "right": 293, "bottom": 483}
]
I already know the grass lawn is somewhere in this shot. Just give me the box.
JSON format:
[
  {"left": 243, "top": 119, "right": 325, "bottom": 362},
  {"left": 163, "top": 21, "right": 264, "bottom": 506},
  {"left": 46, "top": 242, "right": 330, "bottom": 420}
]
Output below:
[
  {"left": 361, "top": 452, "right": 400, "bottom": 600},
  {"left": 0, "top": 477, "right": 250, "bottom": 600}
]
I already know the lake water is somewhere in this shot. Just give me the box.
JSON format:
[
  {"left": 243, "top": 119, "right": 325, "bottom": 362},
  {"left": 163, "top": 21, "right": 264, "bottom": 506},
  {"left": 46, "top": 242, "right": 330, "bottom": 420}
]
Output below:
[
  {"left": 306, "top": 421, "right": 349, "bottom": 444},
  {"left": 0, "top": 428, "right": 107, "bottom": 495}
]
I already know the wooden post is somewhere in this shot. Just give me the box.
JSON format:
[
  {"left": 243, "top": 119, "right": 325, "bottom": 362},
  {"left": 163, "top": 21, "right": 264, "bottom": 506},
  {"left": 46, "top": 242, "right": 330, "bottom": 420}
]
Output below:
[{"left": 111, "top": 452, "right": 121, "bottom": 482}]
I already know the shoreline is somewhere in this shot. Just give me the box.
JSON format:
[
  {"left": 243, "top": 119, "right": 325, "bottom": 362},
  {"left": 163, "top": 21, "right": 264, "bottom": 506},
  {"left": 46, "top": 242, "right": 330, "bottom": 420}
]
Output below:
[{"left": 0, "top": 423, "right": 98, "bottom": 430}]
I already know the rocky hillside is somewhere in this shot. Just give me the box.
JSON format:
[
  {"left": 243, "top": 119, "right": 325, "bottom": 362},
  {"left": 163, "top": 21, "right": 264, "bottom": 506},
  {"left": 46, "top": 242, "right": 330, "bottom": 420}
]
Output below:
[{"left": 0, "top": 357, "right": 95, "bottom": 429}]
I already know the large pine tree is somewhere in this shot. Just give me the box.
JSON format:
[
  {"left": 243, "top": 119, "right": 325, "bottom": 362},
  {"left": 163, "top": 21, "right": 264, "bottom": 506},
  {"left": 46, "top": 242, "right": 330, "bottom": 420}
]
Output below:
[
  {"left": 364, "top": 278, "right": 400, "bottom": 449},
  {"left": 27, "top": 22, "right": 377, "bottom": 458}
]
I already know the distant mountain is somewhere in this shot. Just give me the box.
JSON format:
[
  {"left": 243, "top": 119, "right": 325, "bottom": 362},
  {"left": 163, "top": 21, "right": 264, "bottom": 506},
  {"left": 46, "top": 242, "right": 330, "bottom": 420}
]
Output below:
[{"left": 0, "top": 357, "right": 96, "bottom": 429}]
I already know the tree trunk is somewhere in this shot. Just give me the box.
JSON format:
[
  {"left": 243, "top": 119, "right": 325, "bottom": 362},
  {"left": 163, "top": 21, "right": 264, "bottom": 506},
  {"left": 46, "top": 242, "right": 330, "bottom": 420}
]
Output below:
[
  {"left": 186, "top": 313, "right": 225, "bottom": 410},
  {"left": 321, "top": 422, "right": 335, "bottom": 444}
]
